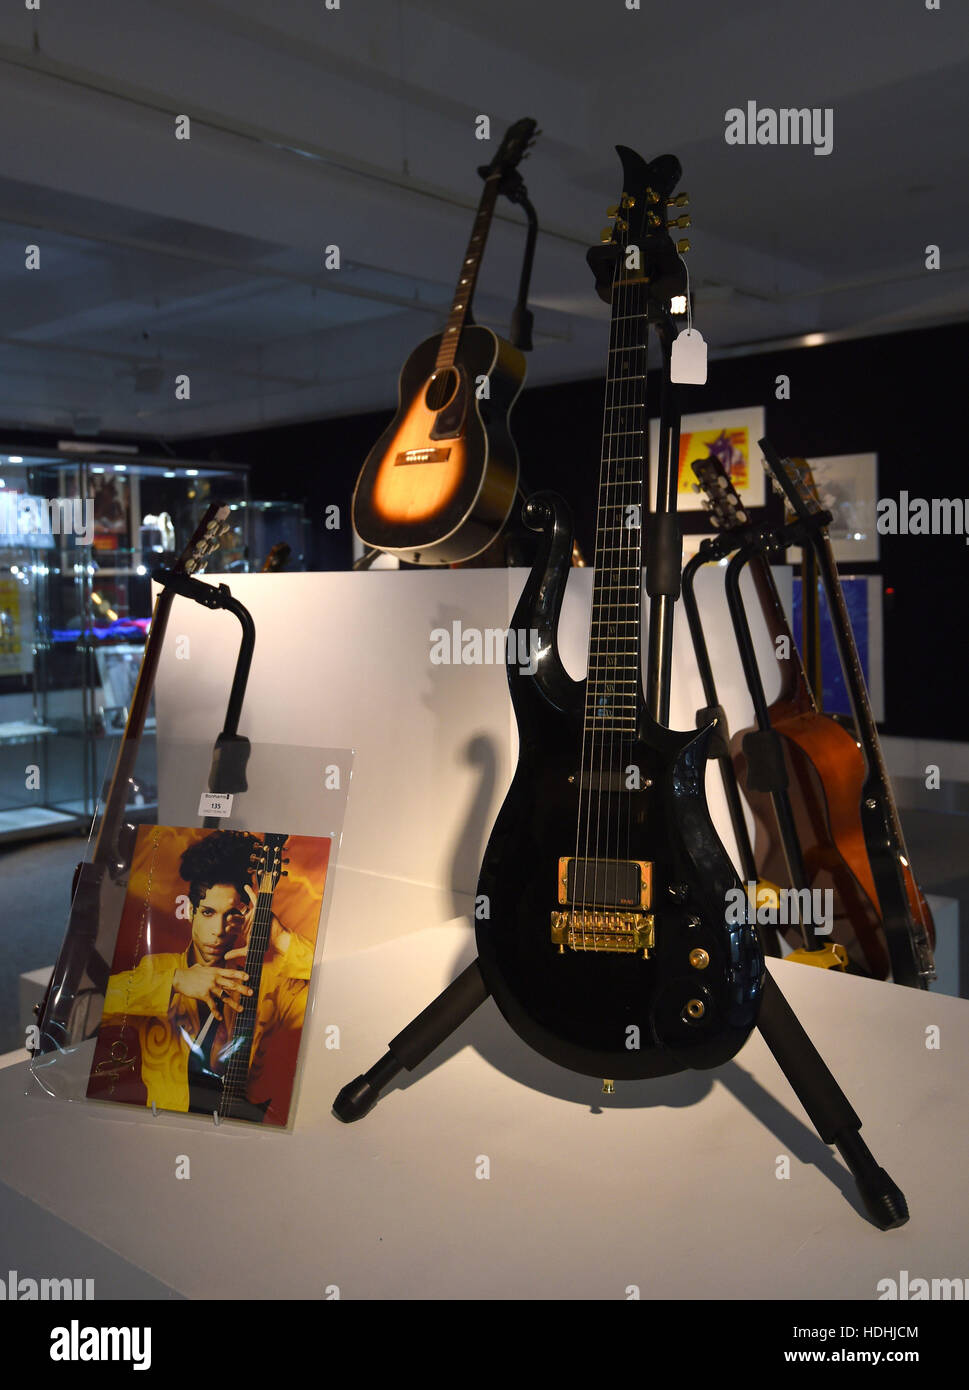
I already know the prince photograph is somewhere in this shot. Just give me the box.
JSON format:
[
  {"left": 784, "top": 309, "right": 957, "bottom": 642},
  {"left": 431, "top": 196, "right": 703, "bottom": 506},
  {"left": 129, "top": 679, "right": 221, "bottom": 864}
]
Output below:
[{"left": 87, "top": 825, "right": 330, "bottom": 1127}]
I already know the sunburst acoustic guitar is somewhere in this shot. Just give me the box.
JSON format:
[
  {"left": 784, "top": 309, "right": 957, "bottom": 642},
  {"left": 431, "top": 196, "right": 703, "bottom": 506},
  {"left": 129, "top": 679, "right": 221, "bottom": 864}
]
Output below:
[{"left": 352, "top": 118, "right": 537, "bottom": 565}]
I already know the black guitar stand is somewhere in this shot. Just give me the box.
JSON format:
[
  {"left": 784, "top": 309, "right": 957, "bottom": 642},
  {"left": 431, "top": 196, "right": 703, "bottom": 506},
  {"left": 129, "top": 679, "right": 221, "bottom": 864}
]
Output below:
[
  {"left": 680, "top": 546, "right": 773, "bottom": 948},
  {"left": 335, "top": 206, "right": 909, "bottom": 1232},
  {"left": 151, "top": 565, "right": 255, "bottom": 825}
]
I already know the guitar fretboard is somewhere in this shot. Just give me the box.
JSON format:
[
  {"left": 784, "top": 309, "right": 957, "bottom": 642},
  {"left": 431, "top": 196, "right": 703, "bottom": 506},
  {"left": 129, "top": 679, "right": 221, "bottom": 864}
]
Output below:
[
  {"left": 435, "top": 176, "right": 501, "bottom": 372},
  {"left": 583, "top": 276, "right": 650, "bottom": 736},
  {"left": 220, "top": 874, "right": 276, "bottom": 1107}
]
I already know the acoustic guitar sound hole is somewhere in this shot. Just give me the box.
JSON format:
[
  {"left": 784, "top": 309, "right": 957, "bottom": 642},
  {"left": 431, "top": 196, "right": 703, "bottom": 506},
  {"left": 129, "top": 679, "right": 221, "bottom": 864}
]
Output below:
[{"left": 425, "top": 368, "right": 459, "bottom": 413}]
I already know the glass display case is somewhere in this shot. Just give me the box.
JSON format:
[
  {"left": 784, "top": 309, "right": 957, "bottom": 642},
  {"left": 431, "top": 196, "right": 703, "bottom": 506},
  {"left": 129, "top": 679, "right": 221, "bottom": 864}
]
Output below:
[{"left": 0, "top": 447, "right": 249, "bottom": 842}]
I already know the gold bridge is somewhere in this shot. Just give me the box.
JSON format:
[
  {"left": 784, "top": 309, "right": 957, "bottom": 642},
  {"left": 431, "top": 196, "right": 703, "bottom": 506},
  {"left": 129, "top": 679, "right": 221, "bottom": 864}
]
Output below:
[{"left": 551, "top": 910, "right": 654, "bottom": 956}]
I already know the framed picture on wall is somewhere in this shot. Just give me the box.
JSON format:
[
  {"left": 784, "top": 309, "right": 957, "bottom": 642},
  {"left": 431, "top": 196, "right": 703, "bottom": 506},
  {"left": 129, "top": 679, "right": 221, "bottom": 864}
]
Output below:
[
  {"left": 649, "top": 405, "right": 766, "bottom": 512},
  {"left": 799, "top": 453, "right": 880, "bottom": 563}
]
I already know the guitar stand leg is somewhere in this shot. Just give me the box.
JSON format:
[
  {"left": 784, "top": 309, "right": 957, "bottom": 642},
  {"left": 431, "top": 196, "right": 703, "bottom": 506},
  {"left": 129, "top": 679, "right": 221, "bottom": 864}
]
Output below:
[
  {"left": 333, "top": 960, "right": 490, "bottom": 1122},
  {"left": 757, "top": 972, "right": 908, "bottom": 1229}
]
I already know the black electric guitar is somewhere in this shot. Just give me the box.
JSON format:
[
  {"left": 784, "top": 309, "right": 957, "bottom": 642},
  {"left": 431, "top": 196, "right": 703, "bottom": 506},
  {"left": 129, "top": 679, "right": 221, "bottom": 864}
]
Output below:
[
  {"left": 187, "top": 833, "right": 289, "bottom": 1121},
  {"left": 474, "top": 149, "right": 764, "bottom": 1080},
  {"left": 760, "top": 443, "right": 935, "bottom": 988},
  {"left": 351, "top": 118, "right": 537, "bottom": 565}
]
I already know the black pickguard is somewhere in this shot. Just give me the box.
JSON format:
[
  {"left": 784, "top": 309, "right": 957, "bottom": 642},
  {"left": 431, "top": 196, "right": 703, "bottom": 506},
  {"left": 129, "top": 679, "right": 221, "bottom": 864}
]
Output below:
[{"left": 474, "top": 494, "right": 764, "bottom": 1079}]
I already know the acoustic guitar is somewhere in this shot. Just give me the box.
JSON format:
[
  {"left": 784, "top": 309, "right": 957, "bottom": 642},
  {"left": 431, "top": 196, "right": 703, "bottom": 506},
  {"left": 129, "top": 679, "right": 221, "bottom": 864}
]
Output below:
[
  {"left": 760, "top": 444, "right": 935, "bottom": 989},
  {"left": 474, "top": 148, "right": 764, "bottom": 1080},
  {"left": 352, "top": 118, "right": 537, "bottom": 565}
]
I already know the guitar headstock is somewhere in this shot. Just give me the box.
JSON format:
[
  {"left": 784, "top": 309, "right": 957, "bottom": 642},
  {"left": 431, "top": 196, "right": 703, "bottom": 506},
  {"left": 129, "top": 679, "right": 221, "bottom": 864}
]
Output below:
[
  {"left": 177, "top": 503, "right": 232, "bottom": 576},
  {"left": 250, "top": 832, "right": 289, "bottom": 894},
  {"left": 691, "top": 453, "right": 751, "bottom": 531},
  {"left": 589, "top": 147, "right": 689, "bottom": 311},
  {"left": 480, "top": 117, "right": 539, "bottom": 185},
  {"left": 759, "top": 438, "right": 827, "bottom": 527}
]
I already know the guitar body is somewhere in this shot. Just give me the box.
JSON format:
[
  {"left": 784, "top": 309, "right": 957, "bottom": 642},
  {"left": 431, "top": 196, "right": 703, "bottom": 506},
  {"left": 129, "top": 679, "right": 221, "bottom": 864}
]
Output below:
[
  {"left": 732, "top": 702, "right": 890, "bottom": 976},
  {"left": 352, "top": 326, "right": 525, "bottom": 565},
  {"left": 475, "top": 496, "right": 764, "bottom": 1079}
]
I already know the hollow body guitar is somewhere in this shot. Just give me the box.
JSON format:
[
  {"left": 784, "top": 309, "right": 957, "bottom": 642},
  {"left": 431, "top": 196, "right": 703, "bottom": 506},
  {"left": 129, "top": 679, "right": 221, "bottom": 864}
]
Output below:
[
  {"left": 475, "top": 149, "right": 763, "bottom": 1080},
  {"left": 760, "top": 447, "right": 935, "bottom": 989},
  {"left": 352, "top": 118, "right": 536, "bottom": 566},
  {"left": 352, "top": 325, "right": 524, "bottom": 565},
  {"left": 692, "top": 456, "right": 892, "bottom": 977}
]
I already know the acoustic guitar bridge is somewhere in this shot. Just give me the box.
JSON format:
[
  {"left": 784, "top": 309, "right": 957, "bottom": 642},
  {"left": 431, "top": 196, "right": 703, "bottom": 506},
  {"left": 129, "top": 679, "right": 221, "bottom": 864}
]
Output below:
[{"left": 394, "top": 447, "right": 452, "bottom": 465}]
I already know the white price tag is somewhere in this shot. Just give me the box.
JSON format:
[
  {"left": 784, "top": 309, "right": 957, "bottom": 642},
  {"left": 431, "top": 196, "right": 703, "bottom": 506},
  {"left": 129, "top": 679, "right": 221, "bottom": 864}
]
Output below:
[
  {"left": 198, "top": 792, "right": 233, "bottom": 818},
  {"left": 670, "top": 328, "right": 708, "bottom": 384}
]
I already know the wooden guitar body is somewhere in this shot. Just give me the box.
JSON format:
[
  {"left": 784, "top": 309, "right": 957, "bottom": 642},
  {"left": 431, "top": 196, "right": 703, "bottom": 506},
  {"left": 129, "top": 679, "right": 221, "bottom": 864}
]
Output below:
[
  {"left": 731, "top": 699, "right": 890, "bottom": 976},
  {"left": 475, "top": 495, "right": 764, "bottom": 1079},
  {"left": 352, "top": 326, "right": 524, "bottom": 566}
]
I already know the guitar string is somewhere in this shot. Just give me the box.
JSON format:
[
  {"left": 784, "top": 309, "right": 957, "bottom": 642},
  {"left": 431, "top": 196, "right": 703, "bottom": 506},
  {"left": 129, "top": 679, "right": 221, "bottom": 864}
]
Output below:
[
  {"left": 579, "top": 216, "right": 634, "bottom": 943},
  {"left": 622, "top": 241, "right": 646, "bottom": 921},
  {"left": 603, "top": 227, "right": 638, "bottom": 935},
  {"left": 573, "top": 229, "right": 621, "bottom": 943},
  {"left": 221, "top": 836, "right": 280, "bottom": 1113}
]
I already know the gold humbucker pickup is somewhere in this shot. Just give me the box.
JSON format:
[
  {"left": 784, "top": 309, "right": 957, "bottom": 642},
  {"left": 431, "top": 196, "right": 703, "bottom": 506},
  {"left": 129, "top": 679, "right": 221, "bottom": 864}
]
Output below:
[
  {"left": 557, "top": 857, "right": 651, "bottom": 909},
  {"left": 550, "top": 910, "right": 655, "bottom": 955},
  {"left": 395, "top": 447, "right": 452, "bottom": 465}
]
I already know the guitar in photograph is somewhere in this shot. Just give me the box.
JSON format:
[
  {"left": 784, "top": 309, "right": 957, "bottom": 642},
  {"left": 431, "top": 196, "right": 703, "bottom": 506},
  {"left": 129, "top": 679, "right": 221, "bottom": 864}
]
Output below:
[
  {"left": 187, "top": 832, "right": 290, "bottom": 1122},
  {"left": 352, "top": 118, "right": 537, "bottom": 565},
  {"left": 474, "top": 148, "right": 764, "bottom": 1080}
]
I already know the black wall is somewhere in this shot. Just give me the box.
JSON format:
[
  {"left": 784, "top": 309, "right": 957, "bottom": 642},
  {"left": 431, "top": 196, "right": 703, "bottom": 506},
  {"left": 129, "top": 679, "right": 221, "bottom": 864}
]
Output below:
[{"left": 172, "top": 319, "right": 968, "bottom": 741}]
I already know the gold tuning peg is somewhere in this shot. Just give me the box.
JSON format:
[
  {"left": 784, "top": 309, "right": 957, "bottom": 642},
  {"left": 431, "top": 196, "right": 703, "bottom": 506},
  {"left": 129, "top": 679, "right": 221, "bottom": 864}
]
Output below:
[
  {"left": 668, "top": 193, "right": 689, "bottom": 207},
  {"left": 676, "top": 238, "right": 691, "bottom": 254},
  {"left": 668, "top": 214, "right": 691, "bottom": 230},
  {"left": 600, "top": 227, "right": 614, "bottom": 243},
  {"left": 606, "top": 204, "right": 620, "bottom": 218},
  {"left": 621, "top": 192, "right": 636, "bottom": 208}
]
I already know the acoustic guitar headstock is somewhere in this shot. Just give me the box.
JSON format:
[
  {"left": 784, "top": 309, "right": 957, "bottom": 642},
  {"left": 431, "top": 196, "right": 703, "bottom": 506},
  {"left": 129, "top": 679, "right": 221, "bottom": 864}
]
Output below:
[
  {"left": 178, "top": 503, "right": 233, "bottom": 576},
  {"left": 759, "top": 438, "right": 829, "bottom": 528},
  {"left": 249, "top": 832, "right": 289, "bottom": 895},
  {"left": 691, "top": 453, "right": 751, "bottom": 531},
  {"left": 479, "top": 117, "right": 540, "bottom": 188}
]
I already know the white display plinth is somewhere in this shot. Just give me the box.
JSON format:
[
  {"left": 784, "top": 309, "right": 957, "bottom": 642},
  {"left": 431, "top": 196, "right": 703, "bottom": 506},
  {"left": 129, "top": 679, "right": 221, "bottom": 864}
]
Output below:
[
  {"left": 1, "top": 926, "right": 967, "bottom": 1300},
  {"left": 4, "top": 568, "right": 963, "bottom": 1299}
]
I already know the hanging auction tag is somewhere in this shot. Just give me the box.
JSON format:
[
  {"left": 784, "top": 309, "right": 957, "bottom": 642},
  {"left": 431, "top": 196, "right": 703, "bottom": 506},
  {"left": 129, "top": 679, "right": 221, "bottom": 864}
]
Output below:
[
  {"left": 670, "top": 328, "right": 708, "bottom": 384},
  {"left": 198, "top": 791, "right": 233, "bottom": 818}
]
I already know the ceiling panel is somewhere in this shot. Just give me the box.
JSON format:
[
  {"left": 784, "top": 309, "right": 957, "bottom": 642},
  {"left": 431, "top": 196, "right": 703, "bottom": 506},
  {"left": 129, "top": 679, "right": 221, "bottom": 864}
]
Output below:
[{"left": 0, "top": 0, "right": 965, "bottom": 439}]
